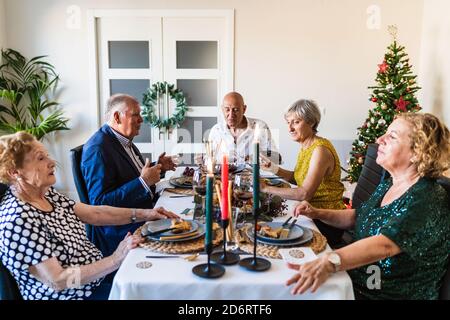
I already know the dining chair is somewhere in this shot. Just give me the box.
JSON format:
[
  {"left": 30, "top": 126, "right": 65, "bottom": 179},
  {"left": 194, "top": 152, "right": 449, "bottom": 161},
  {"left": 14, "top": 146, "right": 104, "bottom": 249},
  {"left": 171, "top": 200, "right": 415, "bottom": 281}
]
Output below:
[
  {"left": 69, "top": 145, "right": 94, "bottom": 241},
  {"left": 0, "top": 183, "right": 23, "bottom": 300},
  {"left": 351, "top": 143, "right": 389, "bottom": 209}
]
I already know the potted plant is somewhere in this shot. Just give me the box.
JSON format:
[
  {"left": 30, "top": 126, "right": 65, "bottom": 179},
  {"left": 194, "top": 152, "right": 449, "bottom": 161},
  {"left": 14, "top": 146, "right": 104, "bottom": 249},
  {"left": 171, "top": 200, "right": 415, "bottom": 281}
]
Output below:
[{"left": 0, "top": 48, "right": 69, "bottom": 140}]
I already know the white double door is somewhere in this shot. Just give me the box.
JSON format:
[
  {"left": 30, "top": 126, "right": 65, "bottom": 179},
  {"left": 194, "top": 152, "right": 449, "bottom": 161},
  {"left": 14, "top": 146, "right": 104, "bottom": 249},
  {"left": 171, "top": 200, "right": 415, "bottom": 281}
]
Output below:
[{"left": 95, "top": 11, "right": 234, "bottom": 163}]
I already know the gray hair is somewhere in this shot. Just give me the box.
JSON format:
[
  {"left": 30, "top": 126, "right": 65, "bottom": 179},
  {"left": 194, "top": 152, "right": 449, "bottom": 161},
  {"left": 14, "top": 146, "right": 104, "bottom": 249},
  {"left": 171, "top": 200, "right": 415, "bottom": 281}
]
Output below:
[
  {"left": 105, "top": 94, "right": 139, "bottom": 122},
  {"left": 284, "top": 99, "right": 321, "bottom": 133}
]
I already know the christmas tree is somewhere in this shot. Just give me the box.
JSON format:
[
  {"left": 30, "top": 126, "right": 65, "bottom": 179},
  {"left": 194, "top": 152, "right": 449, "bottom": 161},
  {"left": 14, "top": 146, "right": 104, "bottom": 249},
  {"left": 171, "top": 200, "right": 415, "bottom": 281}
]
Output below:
[{"left": 346, "top": 27, "right": 421, "bottom": 183}]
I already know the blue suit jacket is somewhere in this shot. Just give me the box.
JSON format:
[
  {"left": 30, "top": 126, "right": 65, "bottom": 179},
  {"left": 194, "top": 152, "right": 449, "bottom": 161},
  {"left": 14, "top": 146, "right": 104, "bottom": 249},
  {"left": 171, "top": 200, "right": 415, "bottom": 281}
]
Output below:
[{"left": 81, "top": 124, "right": 156, "bottom": 258}]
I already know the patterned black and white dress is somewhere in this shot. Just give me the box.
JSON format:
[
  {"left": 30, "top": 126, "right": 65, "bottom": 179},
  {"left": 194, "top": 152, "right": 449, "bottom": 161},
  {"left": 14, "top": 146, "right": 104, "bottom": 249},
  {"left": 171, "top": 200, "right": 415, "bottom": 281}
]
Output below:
[{"left": 0, "top": 187, "right": 104, "bottom": 300}]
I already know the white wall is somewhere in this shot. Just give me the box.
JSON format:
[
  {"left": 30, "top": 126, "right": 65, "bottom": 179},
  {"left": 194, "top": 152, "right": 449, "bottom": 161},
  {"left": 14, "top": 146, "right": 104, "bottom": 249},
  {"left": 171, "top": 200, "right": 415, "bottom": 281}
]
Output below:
[
  {"left": 0, "top": 0, "right": 6, "bottom": 49},
  {"left": 4, "top": 0, "right": 426, "bottom": 198},
  {"left": 418, "top": 0, "right": 450, "bottom": 126}
]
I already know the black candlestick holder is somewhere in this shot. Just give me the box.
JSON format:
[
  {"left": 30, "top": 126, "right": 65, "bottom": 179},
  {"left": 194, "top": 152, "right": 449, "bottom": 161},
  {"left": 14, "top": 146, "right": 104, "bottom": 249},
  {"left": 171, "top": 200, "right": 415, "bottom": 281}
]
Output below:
[
  {"left": 211, "top": 219, "right": 240, "bottom": 265},
  {"left": 192, "top": 243, "right": 225, "bottom": 279},
  {"left": 239, "top": 207, "right": 271, "bottom": 272}
]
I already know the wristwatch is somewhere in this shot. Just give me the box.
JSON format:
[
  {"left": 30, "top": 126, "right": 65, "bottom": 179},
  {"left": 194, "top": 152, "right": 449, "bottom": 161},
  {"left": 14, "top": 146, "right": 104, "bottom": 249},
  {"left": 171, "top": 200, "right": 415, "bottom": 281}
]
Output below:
[
  {"left": 327, "top": 252, "right": 341, "bottom": 273},
  {"left": 131, "top": 208, "right": 137, "bottom": 224}
]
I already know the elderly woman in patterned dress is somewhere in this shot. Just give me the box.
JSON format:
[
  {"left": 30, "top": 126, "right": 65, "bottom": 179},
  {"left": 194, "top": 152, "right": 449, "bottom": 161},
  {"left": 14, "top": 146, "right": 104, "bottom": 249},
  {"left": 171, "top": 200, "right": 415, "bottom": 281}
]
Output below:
[
  {"left": 0, "top": 132, "right": 178, "bottom": 300},
  {"left": 287, "top": 113, "right": 450, "bottom": 300}
]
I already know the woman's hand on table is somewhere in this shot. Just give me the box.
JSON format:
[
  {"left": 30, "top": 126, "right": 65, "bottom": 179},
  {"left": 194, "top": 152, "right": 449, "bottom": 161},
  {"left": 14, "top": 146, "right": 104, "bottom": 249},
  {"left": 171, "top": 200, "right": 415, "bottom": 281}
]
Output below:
[
  {"left": 260, "top": 154, "right": 279, "bottom": 174},
  {"left": 293, "top": 201, "right": 319, "bottom": 219},
  {"left": 112, "top": 232, "right": 143, "bottom": 265},
  {"left": 143, "top": 207, "right": 179, "bottom": 221},
  {"left": 285, "top": 255, "right": 334, "bottom": 295}
]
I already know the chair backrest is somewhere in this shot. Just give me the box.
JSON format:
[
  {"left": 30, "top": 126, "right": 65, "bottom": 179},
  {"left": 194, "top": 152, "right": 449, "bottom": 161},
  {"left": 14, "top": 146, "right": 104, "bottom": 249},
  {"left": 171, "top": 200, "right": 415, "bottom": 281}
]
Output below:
[
  {"left": 0, "top": 183, "right": 23, "bottom": 300},
  {"left": 437, "top": 176, "right": 450, "bottom": 300},
  {"left": 0, "top": 183, "right": 7, "bottom": 200},
  {"left": 352, "top": 143, "right": 389, "bottom": 209},
  {"left": 69, "top": 145, "right": 95, "bottom": 241},
  {"left": 0, "top": 261, "right": 23, "bottom": 300},
  {"left": 69, "top": 145, "right": 90, "bottom": 204}
]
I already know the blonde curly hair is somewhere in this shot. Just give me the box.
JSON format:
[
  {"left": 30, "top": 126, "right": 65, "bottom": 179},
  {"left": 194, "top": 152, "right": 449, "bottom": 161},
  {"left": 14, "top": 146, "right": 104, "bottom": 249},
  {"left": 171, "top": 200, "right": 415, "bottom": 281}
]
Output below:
[
  {"left": 0, "top": 132, "right": 36, "bottom": 184},
  {"left": 396, "top": 113, "right": 450, "bottom": 178}
]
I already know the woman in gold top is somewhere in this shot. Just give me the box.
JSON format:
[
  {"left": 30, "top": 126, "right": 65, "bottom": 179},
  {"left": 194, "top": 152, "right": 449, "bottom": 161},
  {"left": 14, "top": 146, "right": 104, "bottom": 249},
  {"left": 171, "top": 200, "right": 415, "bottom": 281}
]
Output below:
[{"left": 261, "top": 99, "right": 345, "bottom": 245}]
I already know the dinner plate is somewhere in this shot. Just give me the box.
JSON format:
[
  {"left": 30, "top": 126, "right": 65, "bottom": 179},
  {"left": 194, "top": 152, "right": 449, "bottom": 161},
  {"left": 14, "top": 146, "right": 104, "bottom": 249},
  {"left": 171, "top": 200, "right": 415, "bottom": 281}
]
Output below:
[
  {"left": 248, "top": 222, "right": 304, "bottom": 242},
  {"left": 169, "top": 176, "right": 193, "bottom": 189},
  {"left": 265, "top": 178, "right": 284, "bottom": 186},
  {"left": 246, "top": 225, "right": 314, "bottom": 247},
  {"left": 207, "top": 164, "right": 247, "bottom": 175},
  {"left": 149, "top": 223, "right": 206, "bottom": 243},
  {"left": 143, "top": 219, "right": 199, "bottom": 237}
]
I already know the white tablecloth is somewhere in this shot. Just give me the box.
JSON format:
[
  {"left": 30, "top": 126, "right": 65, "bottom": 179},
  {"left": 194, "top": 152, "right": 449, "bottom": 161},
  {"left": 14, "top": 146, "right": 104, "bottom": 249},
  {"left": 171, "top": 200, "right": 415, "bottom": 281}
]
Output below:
[{"left": 109, "top": 168, "right": 355, "bottom": 300}]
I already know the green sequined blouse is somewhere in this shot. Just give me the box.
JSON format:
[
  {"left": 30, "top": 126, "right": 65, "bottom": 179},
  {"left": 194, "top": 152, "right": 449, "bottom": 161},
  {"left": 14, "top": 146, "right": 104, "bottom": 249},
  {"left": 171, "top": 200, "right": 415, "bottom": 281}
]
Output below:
[{"left": 348, "top": 178, "right": 450, "bottom": 300}]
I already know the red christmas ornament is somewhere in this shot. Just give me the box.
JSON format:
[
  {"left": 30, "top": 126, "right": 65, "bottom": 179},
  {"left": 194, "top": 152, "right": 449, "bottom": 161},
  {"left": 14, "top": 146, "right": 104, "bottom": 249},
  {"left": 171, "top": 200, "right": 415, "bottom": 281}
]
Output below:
[
  {"left": 378, "top": 61, "right": 388, "bottom": 73},
  {"left": 394, "top": 96, "right": 410, "bottom": 112}
]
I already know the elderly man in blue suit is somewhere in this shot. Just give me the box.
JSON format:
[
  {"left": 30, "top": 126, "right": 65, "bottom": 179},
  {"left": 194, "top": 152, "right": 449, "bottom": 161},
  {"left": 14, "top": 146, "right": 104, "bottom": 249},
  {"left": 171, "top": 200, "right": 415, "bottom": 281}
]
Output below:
[{"left": 81, "top": 94, "right": 177, "bottom": 259}]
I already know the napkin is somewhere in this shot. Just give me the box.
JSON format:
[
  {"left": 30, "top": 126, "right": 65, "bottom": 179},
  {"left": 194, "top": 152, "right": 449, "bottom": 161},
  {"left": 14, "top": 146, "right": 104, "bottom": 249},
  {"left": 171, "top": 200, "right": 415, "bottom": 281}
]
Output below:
[{"left": 278, "top": 247, "right": 318, "bottom": 265}]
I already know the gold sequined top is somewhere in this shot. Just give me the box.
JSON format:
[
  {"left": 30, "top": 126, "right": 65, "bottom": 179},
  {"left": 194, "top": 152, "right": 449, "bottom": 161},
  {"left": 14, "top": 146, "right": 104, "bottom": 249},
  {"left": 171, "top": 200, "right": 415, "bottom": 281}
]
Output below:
[{"left": 293, "top": 137, "right": 345, "bottom": 209}]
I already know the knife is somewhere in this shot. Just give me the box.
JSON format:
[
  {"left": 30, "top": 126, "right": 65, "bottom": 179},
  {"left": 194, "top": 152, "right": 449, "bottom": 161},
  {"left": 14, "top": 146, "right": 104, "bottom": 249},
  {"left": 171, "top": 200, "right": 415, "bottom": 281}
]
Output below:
[
  {"left": 159, "top": 230, "right": 199, "bottom": 241},
  {"left": 145, "top": 227, "right": 177, "bottom": 237},
  {"left": 279, "top": 218, "right": 297, "bottom": 239}
]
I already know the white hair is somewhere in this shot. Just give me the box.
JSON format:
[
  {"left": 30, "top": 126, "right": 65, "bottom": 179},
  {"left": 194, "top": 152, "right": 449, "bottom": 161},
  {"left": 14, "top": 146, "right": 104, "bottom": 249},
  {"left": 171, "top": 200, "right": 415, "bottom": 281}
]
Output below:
[
  {"left": 284, "top": 99, "right": 321, "bottom": 133},
  {"left": 105, "top": 94, "right": 139, "bottom": 122}
]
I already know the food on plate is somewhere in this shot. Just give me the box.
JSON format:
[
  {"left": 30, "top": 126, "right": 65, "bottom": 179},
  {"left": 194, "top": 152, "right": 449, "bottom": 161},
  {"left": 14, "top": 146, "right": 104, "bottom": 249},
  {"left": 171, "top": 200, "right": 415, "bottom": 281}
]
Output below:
[
  {"left": 258, "top": 225, "right": 282, "bottom": 239},
  {"left": 182, "top": 167, "right": 195, "bottom": 177},
  {"left": 170, "top": 219, "right": 192, "bottom": 233}
]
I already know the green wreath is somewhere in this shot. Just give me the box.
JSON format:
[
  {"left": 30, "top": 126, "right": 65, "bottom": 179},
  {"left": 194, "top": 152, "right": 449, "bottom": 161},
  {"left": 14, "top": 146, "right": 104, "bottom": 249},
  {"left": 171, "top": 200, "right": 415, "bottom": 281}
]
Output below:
[{"left": 141, "top": 81, "right": 188, "bottom": 129}]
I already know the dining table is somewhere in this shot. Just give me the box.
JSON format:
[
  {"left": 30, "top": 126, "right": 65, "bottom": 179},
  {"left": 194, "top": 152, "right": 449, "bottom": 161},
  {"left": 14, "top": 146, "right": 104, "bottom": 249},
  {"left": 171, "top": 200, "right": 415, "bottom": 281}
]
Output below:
[{"left": 108, "top": 167, "right": 355, "bottom": 300}]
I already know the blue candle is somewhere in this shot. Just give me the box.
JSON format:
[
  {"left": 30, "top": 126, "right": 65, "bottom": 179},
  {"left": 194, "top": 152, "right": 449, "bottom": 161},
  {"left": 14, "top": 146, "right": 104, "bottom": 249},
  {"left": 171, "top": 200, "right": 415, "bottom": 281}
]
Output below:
[
  {"left": 252, "top": 142, "right": 260, "bottom": 213},
  {"left": 205, "top": 172, "right": 213, "bottom": 246}
]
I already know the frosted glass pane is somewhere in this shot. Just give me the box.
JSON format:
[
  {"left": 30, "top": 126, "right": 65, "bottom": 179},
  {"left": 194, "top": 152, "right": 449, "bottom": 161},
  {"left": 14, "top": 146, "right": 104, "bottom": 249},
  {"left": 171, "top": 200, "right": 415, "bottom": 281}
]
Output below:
[
  {"left": 176, "top": 41, "right": 218, "bottom": 69},
  {"left": 110, "top": 79, "right": 150, "bottom": 103},
  {"left": 134, "top": 123, "right": 152, "bottom": 143},
  {"left": 177, "top": 117, "right": 217, "bottom": 144},
  {"left": 177, "top": 79, "right": 217, "bottom": 106},
  {"left": 109, "top": 41, "right": 149, "bottom": 69},
  {"left": 141, "top": 153, "right": 152, "bottom": 162}
]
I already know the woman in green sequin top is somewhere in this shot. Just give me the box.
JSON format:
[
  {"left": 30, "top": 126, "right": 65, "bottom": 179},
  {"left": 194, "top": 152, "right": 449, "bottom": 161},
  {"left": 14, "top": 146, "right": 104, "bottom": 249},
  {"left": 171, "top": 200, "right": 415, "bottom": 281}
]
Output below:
[
  {"left": 286, "top": 113, "right": 450, "bottom": 300},
  {"left": 260, "top": 99, "right": 346, "bottom": 245}
]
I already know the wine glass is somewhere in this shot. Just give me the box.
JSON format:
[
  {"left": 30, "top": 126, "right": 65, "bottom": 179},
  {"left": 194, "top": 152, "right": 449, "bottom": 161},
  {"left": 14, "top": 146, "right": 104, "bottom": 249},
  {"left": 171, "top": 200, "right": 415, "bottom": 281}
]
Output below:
[
  {"left": 192, "top": 167, "right": 206, "bottom": 196},
  {"left": 233, "top": 172, "right": 253, "bottom": 221},
  {"left": 192, "top": 167, "right": 207, "bottom": 224}
]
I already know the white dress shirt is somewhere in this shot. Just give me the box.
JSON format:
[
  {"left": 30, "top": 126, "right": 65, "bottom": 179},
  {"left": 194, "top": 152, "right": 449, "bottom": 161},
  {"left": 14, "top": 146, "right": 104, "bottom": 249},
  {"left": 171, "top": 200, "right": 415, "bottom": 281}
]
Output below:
[
  {"left": 208, "top": 116, "right": 278, "bottom": 164},
  {"left": 109, "top": 126, "right": 154, "bottom": 196}
]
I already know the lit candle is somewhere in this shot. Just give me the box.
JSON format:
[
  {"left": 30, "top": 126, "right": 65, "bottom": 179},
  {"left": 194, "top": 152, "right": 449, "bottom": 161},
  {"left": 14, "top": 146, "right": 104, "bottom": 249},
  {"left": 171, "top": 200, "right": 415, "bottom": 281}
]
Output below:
[
  {"left": 221, "top": 154, "right": 229, "bottom": 220},
  {"left": 252, "top": 124, "right": 261, "bottom": 212},
  {"left": 205, "top": 159, "right": 214, "bottom": 246}
]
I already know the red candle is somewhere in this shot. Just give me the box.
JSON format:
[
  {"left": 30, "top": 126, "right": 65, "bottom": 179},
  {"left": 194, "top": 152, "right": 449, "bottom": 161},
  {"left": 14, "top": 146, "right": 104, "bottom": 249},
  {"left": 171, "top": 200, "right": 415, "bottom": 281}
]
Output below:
[{"left": 221, "top": 154, "right": 229, "bottom": 220}]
